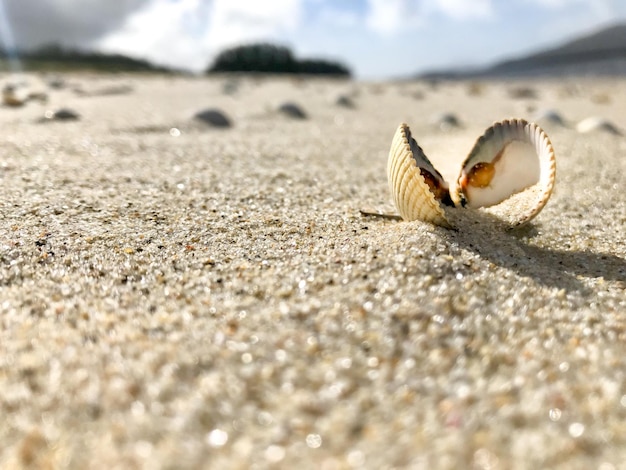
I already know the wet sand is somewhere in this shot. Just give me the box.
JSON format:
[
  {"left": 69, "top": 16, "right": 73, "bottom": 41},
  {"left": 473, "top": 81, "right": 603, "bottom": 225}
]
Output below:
[{"left": 0, "top": 73, "right": 624, "bottom": 469}]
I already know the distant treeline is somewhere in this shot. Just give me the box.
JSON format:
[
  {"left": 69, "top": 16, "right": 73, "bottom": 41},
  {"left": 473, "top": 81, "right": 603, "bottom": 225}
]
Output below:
[
  {"left": 0, "top": 44, "right": 174, "bottom": 73},
  {"left": 207, "top": 43, "right": 351, "bottom": 77},
  {"left": 0, "top": 42, "right": 352, "bottom": 77}
]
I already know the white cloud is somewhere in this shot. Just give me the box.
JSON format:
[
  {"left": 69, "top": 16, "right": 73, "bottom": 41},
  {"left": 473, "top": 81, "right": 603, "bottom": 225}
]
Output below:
[
  {"left": 521, "top": 0, "right": 618, "bottom": 19},
  {"left": 3, "top": 0, "right": 148, "bottom": 49},
  {"left": 97, "top": 0, "right": 212, "bottom": 72},
  {"left": 523, "top": 0, "right": 582, "bottom": 8},
  {"left": 11, "top": 0, "right": 307, "bottom": 73},
  {"left": 206, "top": 0, "right": 303, "bottom": 51},
  {"left": 432, "top": 0, "right": 493, "bottom": 20},
  {"left": 365, "top": 0, "right": 493, "bottom": 35},
  {"left": 366, "top": 0, "right": 423, "bottom": 35},
  {"left": 316, "top": 7, "right": 360, "bottom": 29}
]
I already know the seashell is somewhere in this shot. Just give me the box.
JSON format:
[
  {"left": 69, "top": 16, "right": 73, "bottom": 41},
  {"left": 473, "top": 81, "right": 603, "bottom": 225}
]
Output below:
[
  {"left": 2, "top": 82, "right": 48, "bottom": 107},
  {"left": 576, "top": 117, "right": 621, "bottom": 135},
  {"left": 2, "top": 83, "right": 29, "bottom": 107},
  {"left": 277, "top": 102, "right": 307, "bottom": 119},
  {"left": 387, "top": 123, "right": 453, "bottom": 227},
  {"left": 193, "top": 108, "right": 232, "bottom": 128},
  {"left": 386, "top": 119, "right": 556, "bottom": 229},
  {"left": 455, "top": 119, "right": 556, "bottom": 227}
]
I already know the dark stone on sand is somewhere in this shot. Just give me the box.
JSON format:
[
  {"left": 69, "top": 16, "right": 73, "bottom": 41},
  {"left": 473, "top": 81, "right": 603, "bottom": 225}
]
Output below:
[
  {"left": 50, "top": 108, "right": 80, "bottom": 121},
  {"left": 39, "top": 108, "right": 81, "bottom": 123},
  {"left": 47, "top": 76, "right": 66, "bottom": 90},
  {"left": 335, "top": 95, "right": 355, "bottom": 109},
  {"left": 74, "top": 84, "right": 134, "bottom": 97},
  {"left": 278, "top": 102, "right": 307, "bottom": 119},
  {"left": 533, "top": 109, "right": 566, "bottom": 126},
  {"left": 508, "top": 87, "right": 538, "bottom": 99},
  {"left": 432, "top": 113, "right": 461, "bottom": 130},
  {"left": 193, "top": 109, "right": 232, "bottom": 128}
]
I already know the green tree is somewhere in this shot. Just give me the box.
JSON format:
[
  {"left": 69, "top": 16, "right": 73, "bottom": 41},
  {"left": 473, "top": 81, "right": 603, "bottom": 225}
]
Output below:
[{"left": 207, "top": 43, "right": 351, "bottom": 77}]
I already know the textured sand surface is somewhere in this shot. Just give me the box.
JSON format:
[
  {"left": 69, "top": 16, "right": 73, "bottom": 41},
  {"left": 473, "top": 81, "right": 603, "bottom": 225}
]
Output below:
[{"left": 0, "top": 73, "right": 624, "bottom": 469}]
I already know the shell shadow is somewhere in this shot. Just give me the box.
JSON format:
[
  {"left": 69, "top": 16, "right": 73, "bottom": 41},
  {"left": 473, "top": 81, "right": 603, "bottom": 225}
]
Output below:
[{"left": 443, "top": 208, "right": 626, "bottom": 293}]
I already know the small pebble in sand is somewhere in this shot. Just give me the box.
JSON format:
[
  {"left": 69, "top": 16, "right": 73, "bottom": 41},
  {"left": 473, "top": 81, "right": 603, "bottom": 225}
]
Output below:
[
  {"left": 576, "top": 117, "right": 621, "bottom": 135},
  {"left": 74, "top": 84, "right": 134, "bottom": 97},
  {"left": 431, "top": 113, "right": 461, "bottom": 131},
  {"left": 277, "top": 102, "right": 307, "bottom": 119},
  {"left": 46, "top": 75, "right": 66, "bottom": 90},
  {"left": 590, "top": 93, "right": 611, "bottom": 104},
  {"left": 508, "top": 87, "right": 538, "bottom": 99},
  {"left": 367, "top": 84, "right": 385, "bottom": 95},
  {"left": 467, "top": 82, "right": 484, "bottom": 96},
  {"left": 193, "top": 109, "right": 232, "bottom": 128},
  {"left": 334, "top": 94, "right": 355, "bottom": 109},
  {"left": 222, "top": 80, "right": 240, "bottom": 95},
  {"left": 42, "top": 108, "right": 81, "bottom": 122},
  {"left": 533, "top": 109, "right": 566, "bottom": 127}
]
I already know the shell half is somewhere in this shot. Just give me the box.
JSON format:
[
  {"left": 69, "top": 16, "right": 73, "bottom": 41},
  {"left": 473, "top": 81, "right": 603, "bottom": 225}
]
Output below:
[
  {"left": 455, "top": 119, "right": 556, "bottom": 227},
  {"left": 387, "top": 123, "right": 453, "bottom": 227}
]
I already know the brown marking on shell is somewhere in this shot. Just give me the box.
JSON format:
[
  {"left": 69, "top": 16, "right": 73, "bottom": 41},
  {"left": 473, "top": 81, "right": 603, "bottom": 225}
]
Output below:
[
  {"left": 464, "top": 161, "right": 496, "bottom": 189},
  {"left": 387, "top": 123, "right": 452, "bottom": 227},
  {"left": 420, "top": 169, "right": 454, "bottom": 206}
]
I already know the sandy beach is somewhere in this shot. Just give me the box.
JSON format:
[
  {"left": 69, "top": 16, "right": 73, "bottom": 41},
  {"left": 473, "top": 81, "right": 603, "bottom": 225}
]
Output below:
[{"left": 0, "top": 73, "right": 624, "bottom": 469}]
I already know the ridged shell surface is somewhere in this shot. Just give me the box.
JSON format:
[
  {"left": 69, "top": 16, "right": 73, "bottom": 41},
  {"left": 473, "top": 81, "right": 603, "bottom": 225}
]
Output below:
[
  {"left": 456, "top": 119, "right": 556, "bottom": 227},
  {"left": 387, "top": 123, "right": 451, "bottom": 227}
]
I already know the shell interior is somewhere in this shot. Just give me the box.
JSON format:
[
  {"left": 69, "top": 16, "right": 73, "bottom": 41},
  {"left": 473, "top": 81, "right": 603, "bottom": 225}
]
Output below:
[
  {"left": 456, "top": 119, "right": 556, "bottom": 227},
  {"left": 458, "top": 122, "right": 539, "bottom": 208}
]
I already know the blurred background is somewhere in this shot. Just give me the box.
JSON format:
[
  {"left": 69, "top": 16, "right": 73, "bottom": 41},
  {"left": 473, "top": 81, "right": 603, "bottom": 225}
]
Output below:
[{"left": 0, "top": 0, "right": 625, "bottom": 80}]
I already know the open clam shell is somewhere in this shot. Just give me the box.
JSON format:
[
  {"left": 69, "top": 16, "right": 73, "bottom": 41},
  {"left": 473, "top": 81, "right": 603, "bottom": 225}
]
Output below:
[
  {"left": 387, "top": 123, "right": 453, "bottom": 227},
  {"left": 455, "top": 119, "right": 556, "bottom": 227},
  {"left": 384, "top": 119, "right": 556, "bottom": 230}
]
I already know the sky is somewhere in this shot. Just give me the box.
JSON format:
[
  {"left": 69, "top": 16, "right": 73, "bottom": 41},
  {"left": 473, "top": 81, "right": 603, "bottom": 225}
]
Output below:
[{"left": 2, "top": 0, "right": 626, "bottom": 79}]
